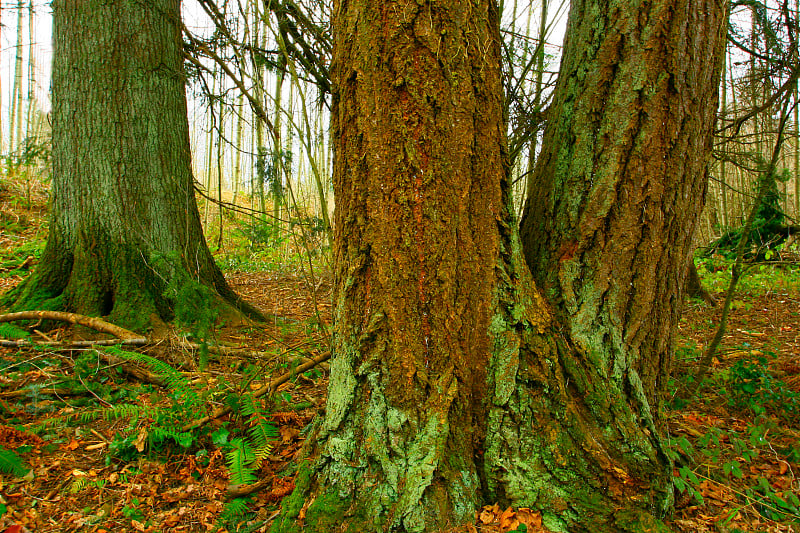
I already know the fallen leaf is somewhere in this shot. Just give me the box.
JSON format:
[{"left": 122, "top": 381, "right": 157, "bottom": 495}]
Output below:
[
  {"left": 135, "top": 427, "right": 148, "bottom": 452},
  {"left": 479, "top": 508, "right": 494, "bottom": 524},
  {"left": 499, "top": 506, "right": 517, "bottom": 529},
  {"left": 517, "top": 507, "right": 543, "bottom": 528}
]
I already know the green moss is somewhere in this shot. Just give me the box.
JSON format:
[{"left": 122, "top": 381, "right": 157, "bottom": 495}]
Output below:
[
  {"left": 270, "top": 463, "right": 314, "bottom": 533},
  {"left": 613, "top": 508, "right": 671, "bottom": 533},
  {"left": 271, "top": 469, "right": 374, "bottom": 533},
  {"left": 303, "top": 490, "right": 352, "bottom": 532}
]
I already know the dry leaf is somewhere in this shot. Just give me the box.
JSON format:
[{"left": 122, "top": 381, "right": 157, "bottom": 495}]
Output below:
[
  {"left": 517, "top": 507, "right": 543, "bottom": 528},
  {"left": 479, "top": 508, "right": 495, "bottom": 524},
  {"left": 135, "top": 427, "right": 148, "bottom": 452},
  {"left": 499, "top": 506, "right": 518, "bottom": 530}
]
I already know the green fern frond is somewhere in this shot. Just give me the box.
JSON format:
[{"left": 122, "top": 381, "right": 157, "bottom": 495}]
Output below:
[
  {"left": 226, "top": 438, "right": 257, "bottom": 486},
  {"left": 103, "top": 347, "right": 201, "bottom": 412},
  {"left": 214, "top": 497, "right": 252, "bottom": 532},
  {"left": 251, "top": 442, "right": 273, "bottom": 469},
  {"left": 69, "top": 477, "right": 89, "bottom": 493},
  {"left": 150, "top": 426, "right": 194, "bottom": 448},
  {"left": 240, "top": 395, "right": 278, "bottom": 450},
  {"left": 0, "top": 447, "right": 30, "bottom": 477}
]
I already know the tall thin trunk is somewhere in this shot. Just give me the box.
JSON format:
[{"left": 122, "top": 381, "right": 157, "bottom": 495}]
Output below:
[
  {"left": 232, "top": 95, "right": 245, "bottom": 206},
  {"left": 272, "top": 66, "right": 285, "bottom": 237},
  {"left": 720, "top": 51, "right": 729, "bottom": 228},
  {"left": 523, "top": 0, "right": 549, "bottom": 205},
  {"left": 0, "top": 3, "right": 4, "bottom": 155},
  {"left": 10, "top": 1, "right": 25, "bottom": 153},
  {"left": 25, "top": 0, "right": 36, "bottom": 141},
  {"left": 204, "top": 71, "right": 217, "bottom": 228},
  {"left": 216, "top": 92, "right": 225, "bottom": 250},
  {"left": 795, "top": 0, "right": 799, "bottom": 219}
]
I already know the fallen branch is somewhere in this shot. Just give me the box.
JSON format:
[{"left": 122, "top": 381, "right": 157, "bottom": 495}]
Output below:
[
  {"left": 226, "top": 477, "right": 272, "bottom": 499},
  {"left": 182, "top": 351, "right": 330, "bottom": 432},
  {"left": 0, "top": 311, "right": 145, "bottom": 341},
  {"left": 0, "top": 338, "right": 149, "bottom": 348}
]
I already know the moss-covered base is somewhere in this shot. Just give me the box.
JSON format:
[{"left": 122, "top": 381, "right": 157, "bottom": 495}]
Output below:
[{"left": 3, "top": 239, "right": 262, "bottom": 333}]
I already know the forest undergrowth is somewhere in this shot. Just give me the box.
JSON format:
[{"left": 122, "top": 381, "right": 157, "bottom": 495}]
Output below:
[{"left": 0, "top": 177, "right": 798, "bottom": 533}]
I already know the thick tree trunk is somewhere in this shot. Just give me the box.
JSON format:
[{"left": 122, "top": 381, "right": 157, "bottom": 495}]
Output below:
[
  {"left": 519, "top": 0, "right": 727, "bottom": 418},
  {"left": 5, "top": 0, "right": 260, "bottom": 330},
  {"left": 272, "top": 0, "right": 726, "bottom": 532}
]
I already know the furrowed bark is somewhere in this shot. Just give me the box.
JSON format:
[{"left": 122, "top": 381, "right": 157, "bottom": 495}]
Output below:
[{"left": 273, "top": 0, "right": 727, "bottom": 531}]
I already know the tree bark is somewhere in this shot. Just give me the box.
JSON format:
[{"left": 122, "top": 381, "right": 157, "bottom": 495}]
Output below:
[
  {"left": 270, "top": 0, "right": 727, "bottom": 532},
  {"left": 519, "top": 0, "right": 727, "bottom": 413},
  {"left": 5, "top": 0, "right": 261, "bottom": 329}
]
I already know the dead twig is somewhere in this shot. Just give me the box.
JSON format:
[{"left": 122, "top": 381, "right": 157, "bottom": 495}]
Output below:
[{"left": 182, "top": 351, "right": 330, "bottom": 432}]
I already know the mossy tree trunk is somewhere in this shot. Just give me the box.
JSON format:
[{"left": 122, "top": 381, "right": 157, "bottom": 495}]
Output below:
[
  {"left": 6, "top": 0, "right": 260, "bottom": 330},
  {"left": 519, "top": 0, "right": 727, "bottom": 411},
  {"left": 272, "top": 0, "right": 726, "bottom": 532}
]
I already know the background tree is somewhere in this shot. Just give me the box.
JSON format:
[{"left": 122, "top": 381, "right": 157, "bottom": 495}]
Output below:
[
  {"left": 5, "top": 0, "right": 261, "bottom": 329},
  {"left": 272, "top": 0, "right": 726, "bottom": 532}
]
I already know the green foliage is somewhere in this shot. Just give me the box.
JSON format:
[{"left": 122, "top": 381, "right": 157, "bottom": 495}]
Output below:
[
  {"left": 240, "top": 395, "right": 277, "bottom": 469},
  {"left": 728, "top": 353, "right": 799, "bottom": 421},
  {"left": 122, "top": 497, "right": 146, "bottom": 523},
  {"left": 0, "top": 323, "right": 29, "bottom": 339},
  {"left": 0, "top": 446, "right": 30, "bottom": 477},
  {"left": 215, "top": 497, "right": 254, "bottom": 532},
  {"left": 4, "top": 136, "right": 51, "bottom": 171},
  {"left": 226, "top": 438, "right": 258, "bottom": 486},
  {"left": 152, "top": 252, "right": 220, "bottom": 360},
  {"left": 108, "top": 347, "right": 201, "bottom": 417},
  {"left": 668, "top": 421, "right": 800, "bottom": 523},
  {"left": 707, "top": 161, "right": 789, "bottom": 259},
  {"left": 696, "top": 255, "right": 800, "bottom": 294}
]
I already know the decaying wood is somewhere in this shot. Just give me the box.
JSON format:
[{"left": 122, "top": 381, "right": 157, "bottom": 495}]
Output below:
[
  {"left": 0, "top": 310, "right": 145, "bottom": 340},
  {"left": 226, "top": 477, "right": 272, "bottom": 499},
  {"left": 0, "top": 338, "right": 149, "bottom": 348}
]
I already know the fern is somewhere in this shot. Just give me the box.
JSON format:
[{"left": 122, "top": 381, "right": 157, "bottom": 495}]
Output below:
[
  {"left": 150, "top": 426, "right": 194, "bottom": 448},
  {"left": 226, "top": 438, "right": 257, "bottom": 486},
  {"left": 240, "top": 395, "right": 277, "bottom": 468},
  {"left": 0, "top": 323, "right": 29, "bottom": 340},
  {"left": 104, "top": 347, "right": 200, "bottom": 410},
  {"left": 214, "top": 497, "right": 252, "bottom": 532},
  {"left": 0, "top": 447, "right": 30, "bottom": 477}
]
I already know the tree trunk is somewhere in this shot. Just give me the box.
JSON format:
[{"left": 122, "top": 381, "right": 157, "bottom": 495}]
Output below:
[
  {"left": 519, "top": 0, "right": 727, "bottom": 412},
  {"left": 5, "top": 0, "right": 261, "bottom": 330},
  {"left": 686, "top": 260, "right": 716, "bottom": 306},
  {"left": 272, "top": 1, "right": 725, "bottom": 532},
  {"left": 10, "top": 0, "right": 25, "bottom": 153}
]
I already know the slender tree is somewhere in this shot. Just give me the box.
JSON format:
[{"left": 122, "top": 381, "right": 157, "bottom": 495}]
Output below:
[
  {"left": 272, "top": 0, "right": 726, "bottom": 532},
  {"left": 6, "top": 0, "right": 261, "bottom": 329},
  {"left": 10, "top": 0, "right": 25, "bottom": 153}
]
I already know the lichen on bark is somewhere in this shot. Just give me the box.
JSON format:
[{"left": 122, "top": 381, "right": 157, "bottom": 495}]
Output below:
[{"left": 272, "top": 0, "right": 727, "bottom": 530}]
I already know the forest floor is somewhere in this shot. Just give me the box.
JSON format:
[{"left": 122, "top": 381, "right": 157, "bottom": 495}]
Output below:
[{"left": 0, "top": 179, "right": 798, "bottom": 533}]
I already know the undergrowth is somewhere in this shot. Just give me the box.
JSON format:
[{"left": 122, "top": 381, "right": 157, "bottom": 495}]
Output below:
[
  {"left": 668, "top": 343, "right": 800, "bottom": 528},
  {"left": 22, "top": 347, "right": 282, "bottom": 532}
]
